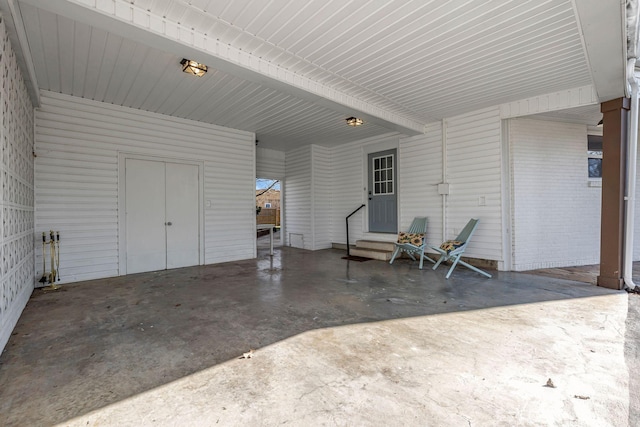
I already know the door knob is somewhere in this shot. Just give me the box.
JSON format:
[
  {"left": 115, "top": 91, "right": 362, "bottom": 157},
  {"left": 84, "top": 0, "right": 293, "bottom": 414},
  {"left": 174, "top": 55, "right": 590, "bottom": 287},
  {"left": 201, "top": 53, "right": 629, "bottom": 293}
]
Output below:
[{"left": 165, "top": 222, "right": 172, "bottom": 226}]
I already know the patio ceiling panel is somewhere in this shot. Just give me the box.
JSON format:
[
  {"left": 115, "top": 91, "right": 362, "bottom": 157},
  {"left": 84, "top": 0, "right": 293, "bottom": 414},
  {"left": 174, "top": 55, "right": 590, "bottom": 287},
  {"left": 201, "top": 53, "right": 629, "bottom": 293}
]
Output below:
[
  {"left": 19, "top": 3, "right": 392, "bottom": 150},
  {"left": 9, "top": 0, "right": 627, "bottom": 150},
  {"left": 150, "top": 0, "right": 595, "bottom": 121}
]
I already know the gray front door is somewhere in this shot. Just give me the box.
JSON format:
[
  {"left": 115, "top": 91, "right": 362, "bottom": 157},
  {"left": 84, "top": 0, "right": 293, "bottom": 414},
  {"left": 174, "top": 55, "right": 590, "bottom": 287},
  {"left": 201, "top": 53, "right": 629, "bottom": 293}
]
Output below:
[{"left": 368, "top": 149, "right": 397, "bottom": 233}]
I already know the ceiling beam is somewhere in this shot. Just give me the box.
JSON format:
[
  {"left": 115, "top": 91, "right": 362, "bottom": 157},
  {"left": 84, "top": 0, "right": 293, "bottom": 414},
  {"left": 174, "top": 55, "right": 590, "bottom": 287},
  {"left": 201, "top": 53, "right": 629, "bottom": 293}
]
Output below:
[
  {"left": 499, "top": 84, "right": 598, "bottom": 119},
  {"left": 20, "top": 0, "right": 424, "bottom": 136}
]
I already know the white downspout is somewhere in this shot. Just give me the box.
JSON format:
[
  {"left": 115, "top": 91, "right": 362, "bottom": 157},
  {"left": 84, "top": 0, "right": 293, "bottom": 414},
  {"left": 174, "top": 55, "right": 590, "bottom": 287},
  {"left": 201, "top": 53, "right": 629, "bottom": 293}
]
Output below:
[{"left": 624, "top": 58, "right": 638, "bottom": 290}]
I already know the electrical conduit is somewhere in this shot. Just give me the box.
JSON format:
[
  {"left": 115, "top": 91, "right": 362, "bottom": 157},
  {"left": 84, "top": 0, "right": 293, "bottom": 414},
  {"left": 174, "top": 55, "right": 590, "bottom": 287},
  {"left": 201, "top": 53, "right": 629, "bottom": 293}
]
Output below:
[{"left": 442, "top": 119, "right": 448, "bottom": 242}]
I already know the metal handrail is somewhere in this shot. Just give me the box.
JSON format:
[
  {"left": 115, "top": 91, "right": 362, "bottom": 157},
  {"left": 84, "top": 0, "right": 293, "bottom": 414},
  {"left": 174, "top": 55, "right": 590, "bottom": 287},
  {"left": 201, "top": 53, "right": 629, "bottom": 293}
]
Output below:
[{"left": 345, "top": 204, "right": 366, "bottom": 257}]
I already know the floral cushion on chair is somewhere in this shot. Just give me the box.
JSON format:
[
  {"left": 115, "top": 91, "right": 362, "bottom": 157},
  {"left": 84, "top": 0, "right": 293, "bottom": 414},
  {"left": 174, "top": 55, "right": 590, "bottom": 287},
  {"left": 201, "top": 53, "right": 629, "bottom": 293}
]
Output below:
[
  {"left": 439, "top": 240, "right": 464, "bottom": 253},
  {"left": 397, "top": 232, "right": 424, "bottom": 246}
]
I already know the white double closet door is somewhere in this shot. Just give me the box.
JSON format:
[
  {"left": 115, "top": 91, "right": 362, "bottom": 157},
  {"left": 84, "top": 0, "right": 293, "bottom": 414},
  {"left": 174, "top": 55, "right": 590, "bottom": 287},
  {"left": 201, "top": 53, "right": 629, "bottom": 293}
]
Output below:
[{"left": 125, "top": 158, "right": 200, "bottom": 274}]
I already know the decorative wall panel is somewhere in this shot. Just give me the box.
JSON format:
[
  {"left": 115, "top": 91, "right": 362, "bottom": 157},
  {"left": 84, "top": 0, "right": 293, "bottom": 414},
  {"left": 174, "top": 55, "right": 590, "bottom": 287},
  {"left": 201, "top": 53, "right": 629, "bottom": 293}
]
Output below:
[{"left": 0, "top": 18, "right": 35, "bottom": 353}]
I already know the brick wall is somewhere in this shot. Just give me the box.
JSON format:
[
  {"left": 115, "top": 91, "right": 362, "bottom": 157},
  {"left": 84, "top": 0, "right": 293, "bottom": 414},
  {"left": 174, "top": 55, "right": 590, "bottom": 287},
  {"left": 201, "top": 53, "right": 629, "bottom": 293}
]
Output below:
[{"left": 509, "top": 118, "right": 600, "bottom": 270}]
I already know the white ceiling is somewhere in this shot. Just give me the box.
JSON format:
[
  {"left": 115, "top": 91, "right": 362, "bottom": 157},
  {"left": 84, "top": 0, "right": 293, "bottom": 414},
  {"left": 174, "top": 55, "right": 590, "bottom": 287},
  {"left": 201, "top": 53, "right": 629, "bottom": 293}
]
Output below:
[{"left": 2, "top": 0, "right": 627, "bottom": 151}]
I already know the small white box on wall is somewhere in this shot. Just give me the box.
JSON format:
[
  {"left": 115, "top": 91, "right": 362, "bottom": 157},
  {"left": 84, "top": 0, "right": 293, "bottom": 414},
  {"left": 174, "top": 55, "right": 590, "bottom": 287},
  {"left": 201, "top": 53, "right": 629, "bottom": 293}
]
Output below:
[
  {"left": 437, "top": 183, "right": 450, "bottom": 195},
  {"left": 289, "top": 233, "right": 304, "bottom": 248}
]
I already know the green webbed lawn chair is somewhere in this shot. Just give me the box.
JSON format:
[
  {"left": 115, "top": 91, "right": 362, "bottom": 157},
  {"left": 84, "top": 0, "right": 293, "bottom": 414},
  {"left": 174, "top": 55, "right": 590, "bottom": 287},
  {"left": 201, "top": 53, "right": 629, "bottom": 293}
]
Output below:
[
  {"left": 389, "top": 217, "right": 433, "bottom": 269},
  {"left": 431, "top": 218, "right": 491, "bottom": 279}
]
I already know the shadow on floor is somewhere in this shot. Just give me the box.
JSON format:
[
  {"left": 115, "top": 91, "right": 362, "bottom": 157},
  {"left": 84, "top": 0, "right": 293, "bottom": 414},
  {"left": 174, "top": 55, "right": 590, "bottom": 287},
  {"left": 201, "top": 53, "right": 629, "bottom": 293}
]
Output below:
[
  {"left": 0, "top": 247, "right": 627, "bottom": 425},
  {"left": 521, "top": 261, "right": 640, "bottom": 285}
]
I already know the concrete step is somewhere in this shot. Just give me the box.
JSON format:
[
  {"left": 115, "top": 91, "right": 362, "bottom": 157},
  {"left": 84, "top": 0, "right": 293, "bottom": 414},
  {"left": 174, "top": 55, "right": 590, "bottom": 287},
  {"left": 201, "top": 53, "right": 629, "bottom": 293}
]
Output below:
[
  {"left": 355, "top": 239, "right": 396, "bottom": 252},
  {"left": 350, "top": 247, "right": 393, "bottom": 261}
]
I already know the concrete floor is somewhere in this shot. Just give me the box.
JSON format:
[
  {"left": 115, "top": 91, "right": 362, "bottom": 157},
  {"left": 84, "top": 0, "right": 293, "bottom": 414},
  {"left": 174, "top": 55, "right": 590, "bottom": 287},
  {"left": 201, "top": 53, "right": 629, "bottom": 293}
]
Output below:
[{"left": 0, "top": 247, "right": 638, "bottom": 426}]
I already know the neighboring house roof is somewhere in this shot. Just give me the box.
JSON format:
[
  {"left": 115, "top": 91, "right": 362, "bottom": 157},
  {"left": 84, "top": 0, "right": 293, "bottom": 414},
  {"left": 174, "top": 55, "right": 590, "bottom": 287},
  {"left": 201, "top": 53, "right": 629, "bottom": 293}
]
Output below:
[{"left": 1, "top": 0, "right": 631, "bottom": 151}]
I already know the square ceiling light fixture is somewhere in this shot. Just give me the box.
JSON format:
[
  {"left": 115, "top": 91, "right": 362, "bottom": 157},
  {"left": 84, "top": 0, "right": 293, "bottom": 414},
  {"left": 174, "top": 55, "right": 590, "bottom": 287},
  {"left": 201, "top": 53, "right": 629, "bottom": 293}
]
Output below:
[
  {"left": 346, "top": 117, "right": 364, "bottom": 127},
  {"left": 180, "top": 58, "right": 208, "bottom": 77}
]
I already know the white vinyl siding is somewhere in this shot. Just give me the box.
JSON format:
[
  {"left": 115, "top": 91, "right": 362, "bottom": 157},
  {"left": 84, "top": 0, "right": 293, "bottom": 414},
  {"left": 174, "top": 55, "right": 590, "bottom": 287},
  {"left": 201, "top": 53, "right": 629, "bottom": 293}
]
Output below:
[
  {"left": 330, "top": 140, "right": 365, "bottom": 245},
  {"left": 285, "top": 146, "right": 312, "bottom": 249},
  {"left": 509, "top": 118, "right": 600, "bottom": 270},
  {"left": 445, "top": 107, "right": 504, "bottom": 262},
  {"left": 325, "top": 109, "right": 504, "bottom": 265},
  {"left": 398, "top": 123, "right": 443, "bottom": 248},
  {"left": 0, "top": 19, "right": 35, "bottom": 354},
  {"left": 284, "top": 145, "right": 332, "bottom": 250},
  {"left": 329, "top": 134, "right": 401, "bottom": 244},
  {"left": 35, "top": 91, "right": 255, "bottom": 284},
  {"left": 311, "top": 145, "right": 332, "bottom": 249},
  {"left": 256, "top": 147, "right": 285, "bottom": 179}
]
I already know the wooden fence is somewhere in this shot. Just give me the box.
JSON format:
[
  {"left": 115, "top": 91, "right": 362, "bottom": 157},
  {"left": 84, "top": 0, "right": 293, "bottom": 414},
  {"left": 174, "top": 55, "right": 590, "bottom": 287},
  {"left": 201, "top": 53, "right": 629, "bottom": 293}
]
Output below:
[{"left": 257, "top": 208, "right": 280, "bottom": 226}]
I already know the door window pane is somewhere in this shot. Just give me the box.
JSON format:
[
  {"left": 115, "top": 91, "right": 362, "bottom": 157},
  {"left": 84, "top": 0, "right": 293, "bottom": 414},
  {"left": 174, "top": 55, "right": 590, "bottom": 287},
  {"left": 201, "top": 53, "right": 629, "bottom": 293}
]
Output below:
[{"left": 372, "top": 154, "right": 395, "bottom": 195}]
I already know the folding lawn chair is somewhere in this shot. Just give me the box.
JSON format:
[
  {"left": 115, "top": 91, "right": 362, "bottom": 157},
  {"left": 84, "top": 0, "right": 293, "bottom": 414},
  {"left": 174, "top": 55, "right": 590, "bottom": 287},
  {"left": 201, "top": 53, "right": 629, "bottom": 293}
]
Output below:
[
  {"left": 431, "top": 218, "right": 491, "bottom": 279},
  {"left": 389, "top": 216, "right": 432, "bottom": 269}
]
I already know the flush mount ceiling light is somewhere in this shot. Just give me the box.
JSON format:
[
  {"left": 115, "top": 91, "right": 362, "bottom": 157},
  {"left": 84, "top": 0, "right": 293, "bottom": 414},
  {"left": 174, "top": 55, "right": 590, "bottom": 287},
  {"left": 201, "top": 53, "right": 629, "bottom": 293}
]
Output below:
[
  {"left": 180, "top": 58, "right": 208, "bottom": 77},
  {"left": 346, "top": 117, "right": 364, "bottom": 127}
]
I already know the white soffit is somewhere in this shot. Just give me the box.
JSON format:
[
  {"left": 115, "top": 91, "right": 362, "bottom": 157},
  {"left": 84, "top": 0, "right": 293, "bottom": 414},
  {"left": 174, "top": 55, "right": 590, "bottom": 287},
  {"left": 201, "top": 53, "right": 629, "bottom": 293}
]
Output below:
[
  {"left": 11, "top": 0, "right": 626, "bottom": 148},
  {"left": 128, "top": 0, "right": 596, "bottom": 118},
  {"left": 19, "top": 0, "right": 424, "bottom": 137},
  {"left": 20, "top": 8, "right": 392, "bottom": 150}
]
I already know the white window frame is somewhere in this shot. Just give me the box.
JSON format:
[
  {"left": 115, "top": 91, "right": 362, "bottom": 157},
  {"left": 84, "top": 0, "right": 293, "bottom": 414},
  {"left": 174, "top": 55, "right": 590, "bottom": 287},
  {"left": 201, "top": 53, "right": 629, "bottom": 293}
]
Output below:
[{"left": 371, "top": 153, "right": 395, "bottom": 196}]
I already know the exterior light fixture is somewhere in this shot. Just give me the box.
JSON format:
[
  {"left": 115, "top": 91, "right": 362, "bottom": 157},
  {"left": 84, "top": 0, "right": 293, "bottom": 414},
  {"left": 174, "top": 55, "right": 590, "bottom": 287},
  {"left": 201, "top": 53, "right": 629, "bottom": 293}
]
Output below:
[
  {"left": 346, "top": 117, "right": 364, "bottom": 126},
  {"left": 180, "top": 58, "right": 208, "bottom": 77}
]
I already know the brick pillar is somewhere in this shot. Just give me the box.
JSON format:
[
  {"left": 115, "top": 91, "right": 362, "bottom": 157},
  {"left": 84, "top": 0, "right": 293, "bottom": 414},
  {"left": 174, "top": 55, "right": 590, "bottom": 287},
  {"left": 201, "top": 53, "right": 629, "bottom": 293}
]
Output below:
[{"left": 597, "top": 97, "right": 630, "bottom": 290}]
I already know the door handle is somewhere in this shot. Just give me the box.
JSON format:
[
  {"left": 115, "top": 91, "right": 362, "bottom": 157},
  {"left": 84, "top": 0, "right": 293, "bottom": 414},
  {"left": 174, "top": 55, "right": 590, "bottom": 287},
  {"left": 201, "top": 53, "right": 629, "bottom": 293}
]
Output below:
[{"left": 165, "top": 222, "right": 172, "bottom": 226}]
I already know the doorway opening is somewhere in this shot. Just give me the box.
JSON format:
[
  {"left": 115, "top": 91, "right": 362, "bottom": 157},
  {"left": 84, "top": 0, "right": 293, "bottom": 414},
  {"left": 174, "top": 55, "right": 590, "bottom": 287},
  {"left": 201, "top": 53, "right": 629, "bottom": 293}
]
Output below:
[{"left": 256, "top": 178, "right": 282, "bottom": 248}]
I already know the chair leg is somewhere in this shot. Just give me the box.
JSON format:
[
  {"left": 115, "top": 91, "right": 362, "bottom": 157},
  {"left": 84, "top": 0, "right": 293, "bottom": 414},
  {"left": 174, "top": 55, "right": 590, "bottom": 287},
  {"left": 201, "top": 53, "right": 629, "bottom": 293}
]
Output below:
[
  {"left": 422, "top": 251, "right": 436, "bottom": 264},
  {"left": 432, "top": 255, "right": 446, "bottom": 270},
  {"left": 389, "top": 247, "right": 401, "bottom": 264},
  {"left": 418, "top": 248, "right": 434, "bottom": 269},
  {"left": 458, "top": 259, "right": 492, "bottom": 278},
  {"left": 445, "top": 255, "right": 462, "bottom": 279}
]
